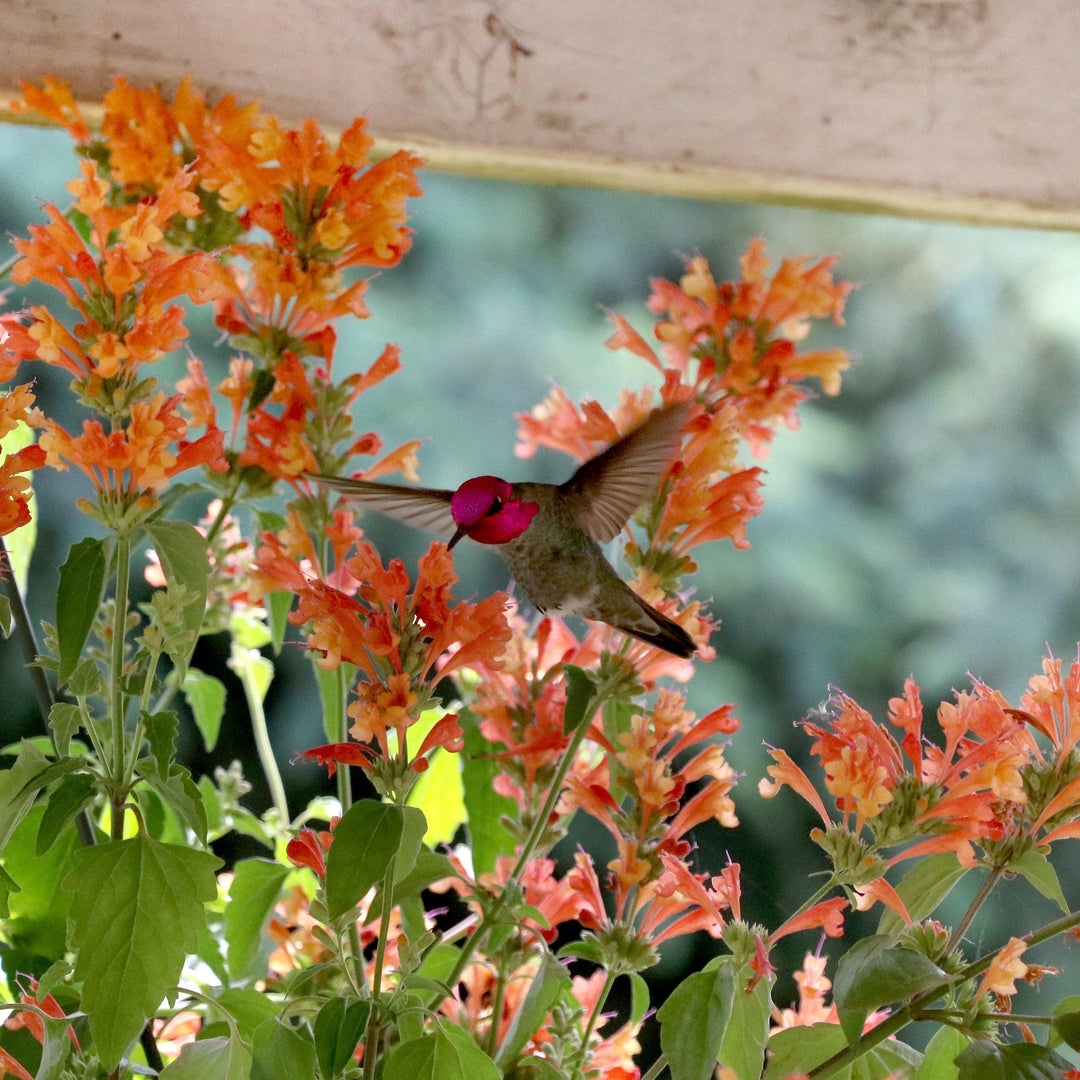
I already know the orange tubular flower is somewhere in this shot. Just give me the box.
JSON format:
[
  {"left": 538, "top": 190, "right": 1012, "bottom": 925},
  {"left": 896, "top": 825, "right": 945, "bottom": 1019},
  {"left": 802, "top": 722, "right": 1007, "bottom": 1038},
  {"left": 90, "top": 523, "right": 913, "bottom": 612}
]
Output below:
[{"left": 0, "top": 385, "right": 46, "bottom": 537}]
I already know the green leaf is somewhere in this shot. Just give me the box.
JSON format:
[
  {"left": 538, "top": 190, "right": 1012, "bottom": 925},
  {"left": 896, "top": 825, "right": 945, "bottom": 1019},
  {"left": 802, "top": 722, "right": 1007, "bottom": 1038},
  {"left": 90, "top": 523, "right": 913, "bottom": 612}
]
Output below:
[
  {"left": 314, "top": 998, "right": 369, "bottom": 1078},
  {"left": 62, "top": 835, "right": 222, "bottom": 1070},
  {"left": 143, "top": 710, "right": 179, "bottom": 780},
  {"left": 1011, "top": 848, "right": 1068, "bottom": 912},
  {"left": 833, "top": 935, "right": 945, "bottom": 1045},
  {"left": 460, "top": 711, "right": 518, "bottom": 876},
  {"left": 382, "top": 1019, "right": 500, "bottom": 1080},
  {"left": 56, "top": 537, "right": 107, "bottom": 685},
  {"left": 718, "top": 960, "right": 774, "bottom": 1080},
  {"left": 0, "top": 741, "right": 50, "bottom": 850},
  {"left": 658, "top": 963, "right": 735, "bottom": 1080},
  {"left": 3, "top": 806, "right": 77, "bottom": 963},
  {"left": 1051, "top": 997, "right": 1080, "bottom": 1051},
  {"left": 562, "top": 664, "right": 596, "bottom": 735},
  {"left": 265, "top": 590, "right": 293, "bottom": 654},
  {"left": 0, "top": 861, "right": 20, "bottom": 918},
  {"left": 250, "top": 1016, "right": 316, "bottom": 1080},
  {"left": 0, "top": 593, "right": 11, "bottom": 637},
  {"left": 915, "top": 1025, "right": 969, "bottom": 1080},
  {"left": 955, "top": 1040, "right": 1074, "bottom": 1080},
  {"left": 494, "top": 952, "right": 571, "bottom": 1067},
  {"left": 765, "top": 1022, "right": 922, "bottom": 1079},
  {"left": 34, "top": 1011, "right": 77, "bottom": 1079},
  {"left": 878, "top": 852, "right": 970, "bottom": 935},
  {"left": 146, "top": 519, "right": 210, "bottom": 678},
  {"left": 159, "top": 1034, "right": 253, "bottom": 1080},
  {"left": 182, "top": 667, "right": 226, "bottom": 751},
  {"left": 140, "top": 764, "right": 208, "bottom": 844},
  {"left": 368, "top": 850, "right": 457, "bottom": 922},
  {"left": 325, "top": 802, "right": 424, "bottom": 920},
  {"left": 627, "top": 971, "right": 650, "bottom": 1028},
  {"left": 225, "top": 858, "right": 290, "bottom": 981},
  {"left": 35, "top": 772, "right": 96, "bottom": 855},
  {"left": 216, "top": 987, "right": 281, "bottom": 1039},
  {"left": 47, "top": 703, "right": 82, "bottom": 758}
]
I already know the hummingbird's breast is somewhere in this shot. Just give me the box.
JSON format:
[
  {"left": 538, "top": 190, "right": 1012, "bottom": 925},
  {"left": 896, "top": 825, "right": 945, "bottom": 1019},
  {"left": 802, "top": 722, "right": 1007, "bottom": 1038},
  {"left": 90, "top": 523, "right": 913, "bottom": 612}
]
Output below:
[{"left": 494, "top": 482, "right": 616, "bottom": 616}]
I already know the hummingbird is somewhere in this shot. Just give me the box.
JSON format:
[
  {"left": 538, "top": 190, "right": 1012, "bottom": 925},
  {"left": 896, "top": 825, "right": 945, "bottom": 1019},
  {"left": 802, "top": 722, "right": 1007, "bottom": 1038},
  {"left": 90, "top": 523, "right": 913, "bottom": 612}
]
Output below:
[{"left": 311, "top": 402, "right": 697, "bottom": 658}]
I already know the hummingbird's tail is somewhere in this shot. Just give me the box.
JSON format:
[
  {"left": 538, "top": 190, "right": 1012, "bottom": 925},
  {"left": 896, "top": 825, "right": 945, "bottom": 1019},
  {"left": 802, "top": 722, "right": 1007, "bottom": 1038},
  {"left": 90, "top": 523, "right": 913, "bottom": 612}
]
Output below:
[{"left": 614, "top": 594, "right": 698, "bottom": 659}]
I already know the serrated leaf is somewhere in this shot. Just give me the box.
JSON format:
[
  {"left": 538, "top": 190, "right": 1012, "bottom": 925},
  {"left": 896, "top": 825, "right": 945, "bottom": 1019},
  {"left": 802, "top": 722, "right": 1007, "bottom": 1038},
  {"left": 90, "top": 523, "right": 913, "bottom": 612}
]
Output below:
[
  {"left": 382, "top": 1020, "right": 500, "bottom": 1080},
  {"left": 658, "top": 963, "right": 735, "bottom": 1080},
  {"left": 62, "top": 836, "right": 222, "bottom": 1070},
  {"left": 66, "top": 657, "right": 105, "bottom": 698},
  {"left": 314, "top": 998, "right": 369, "bottom": 1078},
  {"left": 146, "top": 519, "right": 209, "bottom": 679},
  {"left": 225, "top": 858, "right": 290, "bottom": 981},
  {"left": 182, "top": 668, "right": 226, "bottom": 751},
  {"left": 879, "top": 852, "right": 970, "bottom": 935},
  {"left": 0, "top": 741, "right": 50, "bottom": 850},
  {"left": 159, "top": 1034, "right": 252, "bottom": 1080},
  {"left": 915, "top": 1025, "right": 969, "bottom": 1080},
  {"left": 718, "top": 961, "right": 774, "bottom": 1080},
  {"left": 250, "top": 1016, "right": 316, "bottom": 1080},
  {"left": 56, "top": 538, "right": 106, "bottom": 685},
  {"left": 47, "top": 703, "right": 82, "bottom": 758},
  {"left": 833, "top": 935, "right": 945, "bottom": 1044},
  {"left": 764, "top": 1021, "right": 922, "bottom": 1079},
  {"left": 495, "top": 952, "right": 571, "bottom": 1067},
  {"left": 1011, "top": 848, "right": 1068, "bottom": 912},
  {"left": 460, "top": 712, "right": 518, "bottom": 876},
  {"left": 325, "top": 801, "right": 424, "bottom": 920},
  {"left": 955, "top": 1039, "right": 1073, "bottom": 1080},
  {"left": 143, "top": 710, "right": 179, "bottom": 780},
  {"left": 140, "top": 765, "right": 208, "bottom": 844},
  {"left": 368, "top": 850, "right": 456, "bottom": 922},
  {"left": 36, "top": 772, "right": 96, "bottom": 855},
  {"left": 563, "top": 664, "right": 596, "bottom": 735}
]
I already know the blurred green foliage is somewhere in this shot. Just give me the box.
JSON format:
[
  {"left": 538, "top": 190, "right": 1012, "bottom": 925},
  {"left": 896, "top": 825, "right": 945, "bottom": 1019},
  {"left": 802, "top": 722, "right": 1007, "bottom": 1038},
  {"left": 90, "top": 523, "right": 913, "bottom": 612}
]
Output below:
[{"left": 4, "top": 122, "right": 1080, "bottom": 1027}]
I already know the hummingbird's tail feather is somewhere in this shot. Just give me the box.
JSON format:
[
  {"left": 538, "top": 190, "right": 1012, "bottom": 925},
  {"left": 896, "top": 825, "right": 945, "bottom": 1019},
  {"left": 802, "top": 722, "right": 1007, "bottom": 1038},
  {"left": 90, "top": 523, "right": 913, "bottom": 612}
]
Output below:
[{"left": 613, "top": 594, "right": 698, "bottom": 659}]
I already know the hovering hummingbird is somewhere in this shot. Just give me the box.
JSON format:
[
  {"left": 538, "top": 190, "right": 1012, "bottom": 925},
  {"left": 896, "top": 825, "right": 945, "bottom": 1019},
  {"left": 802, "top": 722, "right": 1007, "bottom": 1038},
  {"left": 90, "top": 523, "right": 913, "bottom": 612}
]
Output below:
[{"left": 311, "top": 402, "right": 697, "bottom": 658}]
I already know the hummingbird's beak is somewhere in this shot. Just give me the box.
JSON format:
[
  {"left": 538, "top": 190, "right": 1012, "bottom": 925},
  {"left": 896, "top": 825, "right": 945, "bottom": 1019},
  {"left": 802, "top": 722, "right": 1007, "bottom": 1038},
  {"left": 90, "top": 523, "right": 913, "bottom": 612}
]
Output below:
[{"left": 448, "top": 526, "right": 467, "bottom": 551}]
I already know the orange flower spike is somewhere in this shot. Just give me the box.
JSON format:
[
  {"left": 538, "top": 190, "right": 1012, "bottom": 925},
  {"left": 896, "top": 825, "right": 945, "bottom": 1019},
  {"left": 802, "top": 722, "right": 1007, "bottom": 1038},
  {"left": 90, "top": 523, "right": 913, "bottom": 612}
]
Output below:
[
  {"left": 888, "top": 676, "right": 926, "bottom": 780},
  {"left": 101, "top": 76, "right": 181, "bottom": 189},
  {"left": 13, "top": 77, "right": 91, "bottom": 140}
]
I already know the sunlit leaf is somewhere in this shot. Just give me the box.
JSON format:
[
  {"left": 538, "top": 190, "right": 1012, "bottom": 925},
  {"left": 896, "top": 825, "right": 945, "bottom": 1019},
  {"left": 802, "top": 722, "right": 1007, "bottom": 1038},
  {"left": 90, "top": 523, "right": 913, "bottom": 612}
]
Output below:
[
  {"left": 63, "top": 836, "right": 222, "bottom": 1069},
  {"left": 182, "top": 668, "right": 226, "bottom": 752},
  {"left": 225, "top": 858, "right": 290, "bottom": 981}
]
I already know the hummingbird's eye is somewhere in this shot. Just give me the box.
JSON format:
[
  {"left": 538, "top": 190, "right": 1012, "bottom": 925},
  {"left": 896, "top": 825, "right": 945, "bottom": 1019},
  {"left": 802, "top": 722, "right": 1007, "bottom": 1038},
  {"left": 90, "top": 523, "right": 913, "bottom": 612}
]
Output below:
[{"left": 487, "top": 497, "right": 503, "bottom": 516}]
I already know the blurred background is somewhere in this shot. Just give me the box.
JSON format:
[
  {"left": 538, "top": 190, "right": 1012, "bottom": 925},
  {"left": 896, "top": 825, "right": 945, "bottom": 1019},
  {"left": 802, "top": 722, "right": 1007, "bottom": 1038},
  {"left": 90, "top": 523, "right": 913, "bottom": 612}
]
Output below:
[{"left": 4, "top": 121, "right": 1080, "bottom": 1042}]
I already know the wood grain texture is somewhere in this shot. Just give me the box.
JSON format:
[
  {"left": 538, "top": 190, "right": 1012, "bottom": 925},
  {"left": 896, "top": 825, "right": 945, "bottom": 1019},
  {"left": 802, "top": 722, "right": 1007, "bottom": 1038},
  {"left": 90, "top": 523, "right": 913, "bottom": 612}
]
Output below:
[{"left": 2, "top": 0, "right": 1078, "bottom": 227}]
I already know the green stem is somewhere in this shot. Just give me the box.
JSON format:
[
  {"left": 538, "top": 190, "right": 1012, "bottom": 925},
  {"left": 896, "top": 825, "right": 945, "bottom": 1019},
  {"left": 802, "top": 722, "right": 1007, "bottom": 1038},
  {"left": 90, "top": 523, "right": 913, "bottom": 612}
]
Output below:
[
  {"left": 233, "top": 647, "right": 289, "bottom": 824},
  {"left": 362, "top": 855, "right": 397, "bottom": 1080},
  {"left": 810, "top": 904, "right": 1080, "bottom": 1080},
  {"left": 572, "top": 967, "right": 617, "bottom": 1073},
  {"left": 640, "top": 1054, "right": 668, "bottom": 1080},
  {"left": 946, "top": 864, "right": 1004, "bottom": 953},
  {"left": 0, "top": 250, "right": 19, "bottom": 283},
  {"left": 429, "top": 687, "right": 606, "bottom": 1011},
  {"left": 110, "top": 533, "right": 131, "bottom": 841}
]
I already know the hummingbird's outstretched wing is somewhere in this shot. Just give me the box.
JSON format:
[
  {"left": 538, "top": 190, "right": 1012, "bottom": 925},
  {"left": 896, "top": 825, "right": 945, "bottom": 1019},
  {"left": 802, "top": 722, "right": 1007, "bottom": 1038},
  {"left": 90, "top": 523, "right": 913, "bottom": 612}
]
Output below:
[
  {"left": 308, "top": 476, "right": 458, "bottom": 537},
  {"left": 560, "top": 402, "right": 689, "bottom": 543}
]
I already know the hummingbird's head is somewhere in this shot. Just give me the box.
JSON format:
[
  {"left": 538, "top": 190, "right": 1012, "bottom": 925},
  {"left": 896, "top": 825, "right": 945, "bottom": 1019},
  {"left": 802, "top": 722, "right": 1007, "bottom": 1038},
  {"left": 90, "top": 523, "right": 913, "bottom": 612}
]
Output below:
[{"left": 449, "top": 475, "right": 539, "bottom": 549}]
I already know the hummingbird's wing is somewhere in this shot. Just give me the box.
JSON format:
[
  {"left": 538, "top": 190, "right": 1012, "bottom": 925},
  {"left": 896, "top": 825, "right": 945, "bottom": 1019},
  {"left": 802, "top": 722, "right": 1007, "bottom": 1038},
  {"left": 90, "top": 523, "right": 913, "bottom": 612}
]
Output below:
[
  {"left": 309, "top": 476, "right": 457, "bottom": 537},
  {"left": 560, "top": 402, "right": 689, "bottom": 543}
]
